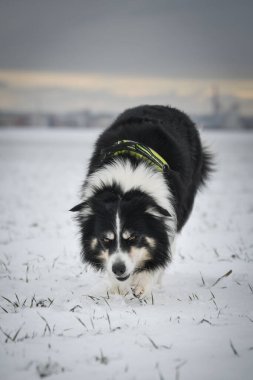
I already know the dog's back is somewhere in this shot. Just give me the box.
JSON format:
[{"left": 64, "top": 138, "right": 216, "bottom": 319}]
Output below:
[{"left": 88, "top": 105, "right": 212, "bottom": 230}]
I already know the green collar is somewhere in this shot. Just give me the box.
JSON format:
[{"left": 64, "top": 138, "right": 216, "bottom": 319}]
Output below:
[{"left": 101, "top": 140, "right": 169, "bottom": 173}]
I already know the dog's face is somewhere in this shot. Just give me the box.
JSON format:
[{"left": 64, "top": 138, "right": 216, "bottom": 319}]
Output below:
[{"left": 71, "top": 188, "right": 171, "bottom": 282}]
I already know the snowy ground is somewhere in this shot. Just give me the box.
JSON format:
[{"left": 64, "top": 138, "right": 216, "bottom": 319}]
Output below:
[{"left": 0, "top": 128, "right": 253, "bottom": 380}]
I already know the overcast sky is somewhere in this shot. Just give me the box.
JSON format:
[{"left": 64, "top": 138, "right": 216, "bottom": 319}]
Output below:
[{"left": 0, "top": 0, "right": 252, "bottom": 114}]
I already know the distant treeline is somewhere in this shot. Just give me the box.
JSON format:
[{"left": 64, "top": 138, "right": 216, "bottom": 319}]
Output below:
[{"left": 0, "top": 110, "right": 115, "bottom": 128}]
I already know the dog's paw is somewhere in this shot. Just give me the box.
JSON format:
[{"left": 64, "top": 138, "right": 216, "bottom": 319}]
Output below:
[
  {"left": 131, "top": 284, "right": 151, "bottom": 300},
  {"left": 131, "top": 271, "right": 154, "bottom": 300},
  {"left": 131, "top": 284, "right": 143, "bottom": 298}
]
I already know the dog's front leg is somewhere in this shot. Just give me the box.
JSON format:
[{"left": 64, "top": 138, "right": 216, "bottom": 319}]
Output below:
[
  {"left": 131, "top": 270, "right": 162, "bottom": 299},
  {"left": 106, "top": 273, "right": 131, "bottom": 296}
]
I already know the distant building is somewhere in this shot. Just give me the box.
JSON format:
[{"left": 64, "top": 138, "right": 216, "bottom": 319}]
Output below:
[{"left": 194, "top": 86, "right": 248, "bottom": 130}]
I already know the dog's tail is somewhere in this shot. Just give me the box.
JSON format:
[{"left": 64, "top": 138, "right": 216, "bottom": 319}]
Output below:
[{"left": 200, "top": 145, "right": 215, "bottom": 186}]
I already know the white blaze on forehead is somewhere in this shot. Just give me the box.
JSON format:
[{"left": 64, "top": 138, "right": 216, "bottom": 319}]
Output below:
[{"left": 115, "top": 211, "right": 121, "bottom": 250}]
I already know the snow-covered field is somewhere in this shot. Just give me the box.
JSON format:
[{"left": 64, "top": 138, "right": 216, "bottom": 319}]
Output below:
[{"left": 0, "top": 128, "right": 252, "bottom": 380}]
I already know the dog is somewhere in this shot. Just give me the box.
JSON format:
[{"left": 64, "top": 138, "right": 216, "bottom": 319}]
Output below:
[{"left": 70, "top": 105, "right": 212, "bottom": 299}]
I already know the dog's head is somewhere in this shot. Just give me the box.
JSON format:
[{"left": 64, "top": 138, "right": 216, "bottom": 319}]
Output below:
[{"left": 70, "top": 187, "right": 173, "bottom": 282}]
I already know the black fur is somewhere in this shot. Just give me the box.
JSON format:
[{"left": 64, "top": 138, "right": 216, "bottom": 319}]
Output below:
[
  {"left": 87, "top": 105, "right": 212, "bottom": 231},
  {"left": 71, "top": 105, "right": 212, "bottom": 274}
]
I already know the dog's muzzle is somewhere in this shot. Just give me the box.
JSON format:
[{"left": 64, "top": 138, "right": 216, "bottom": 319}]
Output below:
[{"left": 112, "top": 261, "right": 130, "bottom": 281}]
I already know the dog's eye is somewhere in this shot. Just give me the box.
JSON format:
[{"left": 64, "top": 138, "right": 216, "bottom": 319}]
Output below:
[
  {"left": 100, "top": 232, "right": 114, "bottom": 244},
  {"left": 128, "top": 234, "right": 137, "bottom": 241},
  {"left": 122, "top": 231, "right": 139, "bottom": 242},
  {"left": 101, "top": 235, "right": 115, "bottom": 244}
]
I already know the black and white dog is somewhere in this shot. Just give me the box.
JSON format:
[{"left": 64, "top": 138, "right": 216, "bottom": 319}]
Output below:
[{"left": 70, "top": 105, "right": 212, "bottom": 298}]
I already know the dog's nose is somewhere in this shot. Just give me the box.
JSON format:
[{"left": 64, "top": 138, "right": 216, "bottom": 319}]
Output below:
[{"left": 112, "top": 261, "right": 126, "bottom": 277}]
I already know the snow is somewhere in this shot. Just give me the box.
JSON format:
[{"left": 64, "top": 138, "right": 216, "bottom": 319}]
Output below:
[{"left": 0, "top": 128, "right": 253, "bottom": 380}]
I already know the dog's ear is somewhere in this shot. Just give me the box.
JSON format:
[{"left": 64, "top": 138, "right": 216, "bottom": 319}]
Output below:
[
  {"left": 155, "top": 205, "right": 172, "bottom": 217},
  {"left": 69, "top": 202, "right": 87, "bottom": 212},
  {"left": 146, "top": 205, "right": 172, "bottom": 218}
]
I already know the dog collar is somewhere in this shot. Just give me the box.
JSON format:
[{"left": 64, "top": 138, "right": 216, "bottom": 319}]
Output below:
[{"left": 101, "top": 140, "right": 169, "bottom": 173}]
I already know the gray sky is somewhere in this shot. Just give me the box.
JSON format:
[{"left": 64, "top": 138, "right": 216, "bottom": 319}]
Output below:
[
  {"left": 1, "top": 0, "right": 252, "bottom": 79},
  {"left": 0, "top": 0, "right": 252, "bottom": 114}
]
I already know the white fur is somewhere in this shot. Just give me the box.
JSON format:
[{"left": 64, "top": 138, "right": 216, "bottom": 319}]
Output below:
[
  {"left": 115, "top": 212, "right": 121, "bottom": 250},
  {"left": 131, "top": 270, "right": 162, "bottom": 299},
  {"left": 104, "top": 231, "right": 114, "bottom": 240},
  {"left": 90, "top": 238, "right": 98, "bottom": 249},
  {"left": 106, "top": 251, "right": 134, "bottom": 278},
  {"left": 82, "top": 158, "right": 177, "bottom": 240},
  {"left": 106, "top": 268, "right": 165, "bottom": 299},
  {"left": 122, "top": 230, "right": 131, "bottom": 239},
  {"left": 79, "top": 203, "right": 93, "bottom": 220}
]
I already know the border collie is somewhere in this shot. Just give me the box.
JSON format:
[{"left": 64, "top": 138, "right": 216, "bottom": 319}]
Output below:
[{"left": 70, "top": 105, "right": 212, "bottom": 299}]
